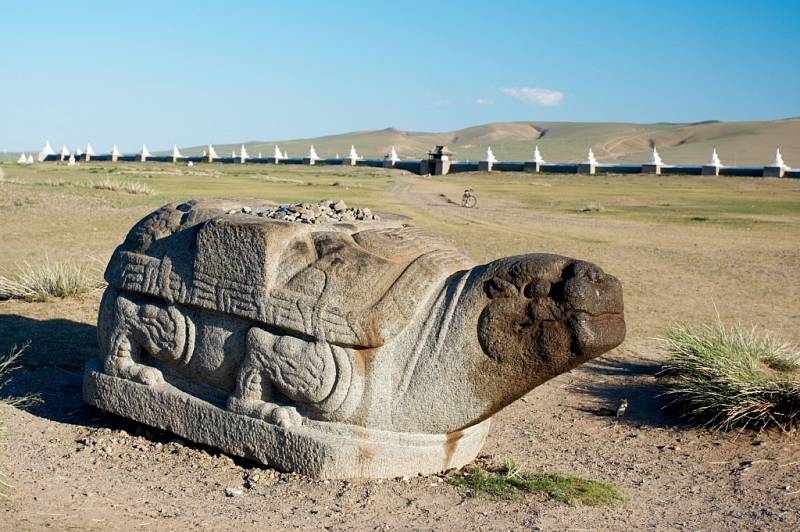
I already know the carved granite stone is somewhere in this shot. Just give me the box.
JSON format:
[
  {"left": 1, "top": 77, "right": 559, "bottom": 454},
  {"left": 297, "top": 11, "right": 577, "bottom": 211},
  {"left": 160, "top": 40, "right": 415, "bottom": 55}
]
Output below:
[{"left": 83, "top": 198, "right": 626, "bottom": 478}]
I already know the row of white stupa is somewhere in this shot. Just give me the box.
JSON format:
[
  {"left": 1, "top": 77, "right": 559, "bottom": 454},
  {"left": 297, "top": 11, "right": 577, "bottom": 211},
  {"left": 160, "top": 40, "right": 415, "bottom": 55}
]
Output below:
[
  {"left": 21, "top": 141, "right": 791, "bottom": 170},
  {"left": 24, "top": 141, "right": 368, "bottom": 164},
  {"left": 482, "top": 145, "right": 792, "bottom": 170}
]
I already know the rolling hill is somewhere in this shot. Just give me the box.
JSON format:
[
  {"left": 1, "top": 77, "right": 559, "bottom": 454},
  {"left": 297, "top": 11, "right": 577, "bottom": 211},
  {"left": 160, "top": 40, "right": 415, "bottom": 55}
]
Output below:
[
  {"left": 185, "top": 118, "right": 800, "bottom": 167},
  {"left": 6, "top": 119, "right": 798, "bottom": 166}
]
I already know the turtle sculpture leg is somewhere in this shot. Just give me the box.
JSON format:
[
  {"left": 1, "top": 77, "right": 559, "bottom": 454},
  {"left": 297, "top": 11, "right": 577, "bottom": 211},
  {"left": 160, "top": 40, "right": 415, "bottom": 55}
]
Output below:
[
  {"left": 98, "top": 288, "right": 193, "bottom": 386},
  {"left": 227, "top": 327, "right": 354, "bottom": 428}
]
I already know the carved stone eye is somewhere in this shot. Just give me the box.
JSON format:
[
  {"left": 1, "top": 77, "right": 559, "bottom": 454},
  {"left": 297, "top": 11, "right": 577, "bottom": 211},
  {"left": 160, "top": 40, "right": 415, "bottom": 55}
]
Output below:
[
  {"left": 523, "top": 281, "right": 550, "bottom": 299},
  {"left": 485, "top": 277, "right": 517, "bottom": 299}
]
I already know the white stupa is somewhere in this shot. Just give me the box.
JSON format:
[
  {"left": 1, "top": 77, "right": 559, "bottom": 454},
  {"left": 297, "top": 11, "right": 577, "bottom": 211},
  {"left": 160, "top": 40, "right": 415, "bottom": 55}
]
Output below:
[
  {"left": 273, "top": 145, "right": 283, "bottom": 160},
  {"left": 207, "top": 144, "right": 218, "bottom": 160},
  {"left": 111, "top": 145, "right": 121, "bottom": 159},
  {"left": 26, "top": 154, "right": 34, "bottom": 164},
  {"left": 771, "top": 148, "right": 787, "bottom": 169},
  {"left": 59, "top": 145, "right": 70, "bottom": 159},
  {"left": 386, "top": 145, "right": 400, "bottom": 164},
  {"left": 530, "top": 145, "right": 545, "bottom": 164},
  {"left": 231, "top": 151, "right": 236, "bottom": 158},
  {"left": 648, "top": 147, "right": 663, "bottom": 166},
  {"left": 257, "top": 152, "right": 262, "bottom": 159},
  {"left": 171, "top": 145, "right": 183, "bottom": 159},
  {"left": 584, "top": 148, "right": 598, "bottom": 165},
  {"left": 76, "top": 147, "right": 84, "bottom": 157},
  {"left": 85, "top": 143, "right": 96, "bottom": 157},
  {"left": 67, "top": 154, "right": 76, "bottom": 166},
  {"left": 283, "top": 149, "right": 289, "bottom": 159},
  {"left": 306, "top": 145, "right": 319, "bottom": 161},
  {"left": 708, "top": 148, "right": 723, "bottom": 167},
  {"left": 348, "top": 145, "right": 361, "bottom": 161},
  {"left": 483, "top": 146, "right": 497, "bottom": 163},
  {"left": 140, "top": 144, "right": 151, "bottom": 158},
  {"left": 239, "top": 144, "right": 249, "bottom": 162},
  {"left": 17, "top": 153, "right": 28, "bottom": 164},
  {"left": 37, "top": 141, "right": 55, "bottom": 162}
]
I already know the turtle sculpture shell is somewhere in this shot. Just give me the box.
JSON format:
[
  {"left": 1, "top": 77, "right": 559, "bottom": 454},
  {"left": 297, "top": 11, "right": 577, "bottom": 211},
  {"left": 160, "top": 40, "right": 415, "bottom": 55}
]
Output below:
[
  {"left": 88, "top": 198, "right": 626, "bottom": 478},
  {"left": 105, "top": 199, "right": 473, "bottom": 348}
]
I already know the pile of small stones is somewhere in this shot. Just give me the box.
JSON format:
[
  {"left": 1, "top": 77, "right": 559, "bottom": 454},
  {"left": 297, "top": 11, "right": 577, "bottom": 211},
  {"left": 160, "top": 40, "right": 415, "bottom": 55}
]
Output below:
[{"left": 226, "top": 199, "right": 380, "bottom": 224}]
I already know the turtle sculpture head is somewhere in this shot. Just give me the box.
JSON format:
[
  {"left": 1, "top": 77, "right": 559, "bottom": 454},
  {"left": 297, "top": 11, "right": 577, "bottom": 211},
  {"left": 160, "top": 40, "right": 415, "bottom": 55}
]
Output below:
[
  {"left": 473, "top": 253, "right": 624, "bottom": 401},
  {"left": 397, "top": 253, "right": 625, "bottom": 433}
]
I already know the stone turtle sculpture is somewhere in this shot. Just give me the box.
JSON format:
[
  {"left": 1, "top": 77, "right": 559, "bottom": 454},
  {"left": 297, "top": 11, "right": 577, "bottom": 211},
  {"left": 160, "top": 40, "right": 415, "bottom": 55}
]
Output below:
[{"left": 83, "top": 198, "right": 625, "bottom": 478}]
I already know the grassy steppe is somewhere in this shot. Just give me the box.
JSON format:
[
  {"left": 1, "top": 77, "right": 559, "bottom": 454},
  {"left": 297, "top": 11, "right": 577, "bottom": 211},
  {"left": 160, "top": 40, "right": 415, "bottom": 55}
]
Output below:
[
  {"left": 1, "top": 161, "right": 799, "bottom": 345},
  {"left": 1, "top": 161, "right": 800, "bottom": 531}
]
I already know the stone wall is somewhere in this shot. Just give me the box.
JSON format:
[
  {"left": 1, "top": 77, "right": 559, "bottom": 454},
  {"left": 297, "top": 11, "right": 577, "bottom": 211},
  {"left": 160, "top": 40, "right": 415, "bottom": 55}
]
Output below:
[{"left": 37, "top": 151, "right": 797, "bottom": 178}]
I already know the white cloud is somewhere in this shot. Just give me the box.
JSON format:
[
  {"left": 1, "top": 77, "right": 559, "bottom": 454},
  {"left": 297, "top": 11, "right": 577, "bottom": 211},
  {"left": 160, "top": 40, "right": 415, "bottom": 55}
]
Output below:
[
  {"left": 500, "top": 87, "right": 564, "bottom": 107},
  {"left": 475, "top": 98, "right": 495, "bottom": 105}
]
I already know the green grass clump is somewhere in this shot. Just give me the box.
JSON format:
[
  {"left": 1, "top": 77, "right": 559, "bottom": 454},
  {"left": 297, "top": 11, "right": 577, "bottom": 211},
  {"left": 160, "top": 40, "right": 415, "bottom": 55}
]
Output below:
[
  {"left": 0, "top": 260, "right": 104, "bottom": 301},
  {"left": 662, "top": 319, "right": 800, "bottom": 431},
  {"left": 449, "top": 459, "right": 625, "bottom": 506}
]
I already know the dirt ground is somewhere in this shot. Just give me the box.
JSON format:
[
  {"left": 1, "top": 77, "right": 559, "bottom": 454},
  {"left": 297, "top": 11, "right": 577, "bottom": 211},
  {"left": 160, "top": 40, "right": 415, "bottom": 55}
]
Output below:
[{"left": 1, "top": 165, "right": 799, "bottom": 530}]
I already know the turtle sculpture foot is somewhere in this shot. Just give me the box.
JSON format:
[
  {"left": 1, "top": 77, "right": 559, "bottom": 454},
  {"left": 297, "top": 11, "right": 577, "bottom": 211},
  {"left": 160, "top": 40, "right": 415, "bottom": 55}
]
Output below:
[
  {"left": 84, "top": 198, "right": 626, "bottom": 479},
  {"left": 226, "top": 397, "right": 303, "bottom": 428}
]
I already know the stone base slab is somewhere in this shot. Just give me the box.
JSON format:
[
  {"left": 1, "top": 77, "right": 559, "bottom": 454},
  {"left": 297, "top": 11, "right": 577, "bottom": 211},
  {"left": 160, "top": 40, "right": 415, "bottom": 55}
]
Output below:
[{"left": 82, "top": 357, "right": 490, "bottom": 479}]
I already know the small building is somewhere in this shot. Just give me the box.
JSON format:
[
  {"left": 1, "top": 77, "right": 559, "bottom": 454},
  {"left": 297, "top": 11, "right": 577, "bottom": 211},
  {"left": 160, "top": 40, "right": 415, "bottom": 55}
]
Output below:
[{"left": 424, "top": 145, "right": 452, "bottom": 175}]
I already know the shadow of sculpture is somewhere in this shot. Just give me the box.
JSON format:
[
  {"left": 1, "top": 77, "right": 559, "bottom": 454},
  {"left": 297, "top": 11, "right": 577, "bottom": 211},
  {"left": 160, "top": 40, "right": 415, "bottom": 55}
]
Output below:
[
  {"left": 573, "top": 353, "right": 682, "bottom": 429},
  {"left": 0, "top": 314, "right": 116, "bottom": 428}
]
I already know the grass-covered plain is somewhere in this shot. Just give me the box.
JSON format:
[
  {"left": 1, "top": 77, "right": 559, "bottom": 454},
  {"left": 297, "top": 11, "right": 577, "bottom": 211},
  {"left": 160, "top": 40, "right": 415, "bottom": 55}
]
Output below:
[
  {"left": 2, "top": 160, "right": 799, "bottom": 344},
  {"left": 1, "top": 161, "right": 799, "bottom": 529}
]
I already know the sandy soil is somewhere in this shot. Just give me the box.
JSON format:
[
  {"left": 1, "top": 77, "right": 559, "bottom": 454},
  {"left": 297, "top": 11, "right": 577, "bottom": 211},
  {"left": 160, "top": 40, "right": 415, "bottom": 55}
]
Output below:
[{"left": 1, "top": 170, "right": 799, "bottom": 530}]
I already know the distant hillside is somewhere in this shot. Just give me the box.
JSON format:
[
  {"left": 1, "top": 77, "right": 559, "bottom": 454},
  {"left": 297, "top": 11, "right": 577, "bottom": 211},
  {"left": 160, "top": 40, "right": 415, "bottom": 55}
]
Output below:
[
  {"left": 6, "top": 119, "right": 798, "bottom": 166},
  {"left": 184, "top": 118, "right": 800, "bottom": 166}
]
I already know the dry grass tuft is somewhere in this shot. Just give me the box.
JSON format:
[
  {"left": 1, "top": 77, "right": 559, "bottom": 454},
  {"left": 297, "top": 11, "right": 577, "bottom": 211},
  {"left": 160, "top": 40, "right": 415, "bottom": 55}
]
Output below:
[
  {"left": 88, "top": 179, "right": 154, "bottom": 195},
  {"left": 661, "top": 318, "right": 800, "bottom": 431},
  {"left": 0, "top": 343, "right": 37, "bottom": 410},
  {"left": 0, "top": 259, "right": 105, "bottom": 302},
  {"left": 0, "top": 174, "right": 153, "bottom": 195},
  {"left": 577, "top": 202, "right": 605, "bottom": 213},
  {"left": 1, "top": 343, "right": 39, "bottom": 501},
  {"left": 252, "top": 175, "right": 307, "bottom": 185}
]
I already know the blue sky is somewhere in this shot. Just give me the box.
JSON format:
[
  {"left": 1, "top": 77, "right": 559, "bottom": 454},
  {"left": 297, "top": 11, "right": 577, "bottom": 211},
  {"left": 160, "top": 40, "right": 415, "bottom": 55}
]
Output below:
[{"left": 1, "top": 0, "right": 799, "bottom": 151}]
